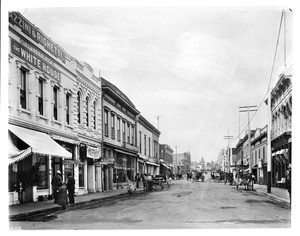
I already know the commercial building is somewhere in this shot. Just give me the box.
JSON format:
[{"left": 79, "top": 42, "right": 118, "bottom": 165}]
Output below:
[
  {"left": 101, "top": 78, "right": 139, "bottom": 190},
  {"left": 159, "top": 144, "right": 174, "bottom": 174},
  {"left": 270, "top": 65, "right": 292, "bottom": 186},
  {"left": 136, "top": 115, "right": 160, "bottom": 175},
  {"left": 251, "top": 126, "right": 268, "bottom": 185}
]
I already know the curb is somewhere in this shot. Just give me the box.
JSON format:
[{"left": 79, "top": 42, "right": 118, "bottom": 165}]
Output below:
[
  {"left": 252, "top": 189, "right": 291, "bottom": 208},
  {"left": 9, "top": 189, "right": 146, "bottom": 221}
]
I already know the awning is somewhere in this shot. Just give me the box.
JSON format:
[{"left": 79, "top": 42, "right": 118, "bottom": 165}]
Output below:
[
  {"left": 161, "top": 163, "right": 170, "bottom": 169},
  {"left": 8, "top": 135, "right": 32, "bottom": 165},
  {"left": 146, "top": 161, "right": 159, "bottom": 167},
  {"left": 9, "top": 124, "right": 72, "bottom": 159},
  {"left": 115, "top": 149, "right": 137, "bottom": 157}
]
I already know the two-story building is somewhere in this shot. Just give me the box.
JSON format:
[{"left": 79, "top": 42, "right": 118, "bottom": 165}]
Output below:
[
  {"left": 8, "top": 12, "right": 76, "bottom": 204},
  {"left": 136, "top": 115, "right": 160, "bottom": 175},
  {"left": 101, "top": 78, "right": 140, "bottom": 190},
  {"left": 159, "top": 144, "right": 174, "bottom": 175},
  {"left": 251, "top": 126, "right": 268, "bottom": 185},
  {"left": 270, "top": 65, "right": 292, "bottom": 186}
]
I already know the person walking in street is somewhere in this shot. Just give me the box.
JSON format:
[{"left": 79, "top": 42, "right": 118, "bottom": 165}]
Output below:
[
  {"left": 58, "top": 182, "right": 69, "bottom": 210},
  {"left": 67, "top": 172, "right": 75, "bottom": 205},
  {"left": 135, "top": 173, "right": 140, "bottom": 188},
  {"left": 51, "top": 170, "right": 62, "bottom": 204}
]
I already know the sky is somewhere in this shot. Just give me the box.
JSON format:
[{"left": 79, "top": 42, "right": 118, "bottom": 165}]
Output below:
[{"left": 3, "top": 1, "right": 294, "bottom": 163}]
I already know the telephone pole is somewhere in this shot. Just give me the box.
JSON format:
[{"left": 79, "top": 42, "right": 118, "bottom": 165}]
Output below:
[
  {"left": 239, "top": 105, "right": 258, "bottom": 175},
  {"left": 224, "top": 134, "right": 234, "bottom": 173}
]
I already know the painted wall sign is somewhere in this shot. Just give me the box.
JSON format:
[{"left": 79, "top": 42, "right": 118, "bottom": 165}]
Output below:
[
  {"left": 11, "top": 38, "right": 62, "bottom": 81},
  {"left": 9, "top": 12, "right": 66, "bottom": 63}
]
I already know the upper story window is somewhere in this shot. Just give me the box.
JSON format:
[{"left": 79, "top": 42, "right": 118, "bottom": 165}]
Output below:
[
  {"left": 53, "top": 86, "right": 58, "bottom": 120},
  {"left": 38, "top": 78, "right": 44, "bottom": 115},
  {"left": 139, "top": 131, "right": 142, "bottom": 153},
  {"left": 86, "top": 97, "right": 89, "bottom": 127},
  {"left": 66, "top": 93, "right": 70, "bottom": 125},
  {"left": 111, "top": 114, "right": 115, "bottom": 139},
  {"left": 104, "top": 110, "right": 109, "bottom": 137},
  {"left": 131, "top": 125, "right": 134, "bottom": 144},
  {"left": 93, "top": 100, "right": 97, "bottom": 129},
  {"left": 77, "top": 92, "right": 81, "bottom": 124},
  {"left": 127, "top": 123, "right": 130, "bottom": 144},
  {"left": 144, "top": 135, "right": 147, "bottom": 155},
  {"left": 20, "top": 68, "right": 27, "bottom": 109},
  {"left": 148, "top": 137, "right": 151, "bottom": 157},
  {"left": 122, "top": 120, "right": 126, "bottom": 142},
  {"left": 117, "top": 117, "right": 121, "bottom": 141}
]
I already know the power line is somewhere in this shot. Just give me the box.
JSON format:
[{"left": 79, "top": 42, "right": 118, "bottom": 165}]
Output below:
[{"left": 229, "top": 10, "right": 285, "bottom": 145}]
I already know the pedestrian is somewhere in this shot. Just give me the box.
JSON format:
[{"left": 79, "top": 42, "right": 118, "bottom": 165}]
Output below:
[
  {"left": 135, "top": 173, "right": 140, "bottom": 188},
  {"left": 286, "top": 166, "right": 291, "bottom": 204},
  {"left": 67, "top": 172, "right": 75, "bottom": 205},
  {"left": 57, "top": 182, "right": 69, "bottom": 210},
  {"left": 51, "top": 170, "right": 62, "bottom": 204}
]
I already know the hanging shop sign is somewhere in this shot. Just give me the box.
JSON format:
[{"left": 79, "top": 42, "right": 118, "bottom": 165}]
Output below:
[
  {"left": 87, "top": 146, "right": 100, "bottom": 159},
  {"left": 11, "top": 38, "right": 62, "bottom": 82},
  {"left": 9, "top": 12, "right": 66, "bottom": 63}
]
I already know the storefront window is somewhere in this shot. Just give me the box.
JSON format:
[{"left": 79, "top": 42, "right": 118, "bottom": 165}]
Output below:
[
  {"left": 34, "top": 155, "right": 48, "bottom": 189},
  {"left": 79, "top": 164, "right": 84, "bottom": 187}
]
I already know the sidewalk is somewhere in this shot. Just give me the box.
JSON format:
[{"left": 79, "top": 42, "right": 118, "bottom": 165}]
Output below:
[
  {"left": 253, "top": 184, "right": 291, "bottom": 207},
  {"left": 9, "top": 186, "right": 145, "bottom": 220}
]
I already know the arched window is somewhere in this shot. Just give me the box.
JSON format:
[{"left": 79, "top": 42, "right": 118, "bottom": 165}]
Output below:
[
  {"left": 93, "top": 100, "right": 97, "bottom": 129},
  {"left": 77, "top": 92, "right": 81, "bottom": 124},
  {"left": 86, "top": 96, "right": 89, "bottom": 127}
]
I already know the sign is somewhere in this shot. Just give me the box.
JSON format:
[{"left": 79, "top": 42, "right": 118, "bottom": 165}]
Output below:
[
  {"left": 9, "top": 12, "right": 66, "bottom": 63},
  {"left": 87, "top": 146, "right": 100, "bottom": 159},
  {"left": 11, "top": 38, "right": 62, "bottom": 81}
]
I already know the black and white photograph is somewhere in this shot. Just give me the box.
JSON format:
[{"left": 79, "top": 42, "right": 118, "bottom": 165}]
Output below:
[{"left": 1, "top": 0, "right": 299, "bottom": 232}]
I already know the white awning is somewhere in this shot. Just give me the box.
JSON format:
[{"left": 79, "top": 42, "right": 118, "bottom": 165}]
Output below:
[
  {"left": 161, "top": 163, "right": 170, "bottom": 169},
  {"left": 146, "top": 161, "right": 159, "bottom": 167},
  {"left": 9, "top": 124, "right": 72, "bottom": 159},
  {"left": 8, "top": 135, "right": 32, "bottom": 165}
]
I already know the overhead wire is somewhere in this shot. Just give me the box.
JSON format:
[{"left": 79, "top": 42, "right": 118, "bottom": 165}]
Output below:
[{"left": 228, "top": 9, "right": 285, "bottom": 145}]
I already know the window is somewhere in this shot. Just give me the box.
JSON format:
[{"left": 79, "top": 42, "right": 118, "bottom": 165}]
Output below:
[
  {"left": 104, "top": 110, "right": 109, "bottom": 137},
  {"left": 38, "top": 78, "right": 44, "bottom": 115},
  {"left": 122, "top": 121, "right": 126, "bottom": 142},
  {"left": 127, "top": 123, "right": 130, "bottom": 144},
  {"left": 86, "top": 97, "right": 89, "bottom": 127},
  {"left": 148, "top": 137, "right": 151, "bottom": 157},
  {"left": 139, "top": 131, "right": 142, "bottom": 153},
  {"left": 111, "top": 114, "right": 115, "bottom": 139},
  {"left": 93, "top": 101, "right": 97, "bottom": 129},
  {"left": 66, "top": 93, "right": 70, "bottom": 125},
  {"left": 79, "top": 164, "right": 84, "bottom": 187},
  {"left": 53, "top": 86, "right": 58, "bottom": 120},
  {"left": 144, "top": 135, "right": 147, "bottom": 155},
  {"left": 20, "top": 68, "right": 27, "bottom": 109},
  {"left": 131, "top": 125, "right": 134, "bottom": 144},
  {"left": 117, "top": 117, "right": 121, "bottom": 141},
  {"left": 77, "top": 92, "right": 81, "bottom": 124}
]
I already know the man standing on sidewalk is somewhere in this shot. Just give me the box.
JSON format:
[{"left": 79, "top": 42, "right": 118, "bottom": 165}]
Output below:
[
  {"left": 51, "top": 170, "right": 62, "bottom": 204},
  {"left": 67, "top": 172, "right": 75, "bottom": 204}
]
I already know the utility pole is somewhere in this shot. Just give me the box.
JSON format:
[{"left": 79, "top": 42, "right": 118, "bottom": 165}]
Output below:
[
  {"left": 155, "top": 115, "right": 162, "bottom": 131},
  {"left": 224, "top": 133, "right": 233, "bottom": 173},
  {"left": 239, "top": 105, "right": 258, "bottom": 175},
  {"left": 175, "top": 146, "right": 178, "bottom": 175}
]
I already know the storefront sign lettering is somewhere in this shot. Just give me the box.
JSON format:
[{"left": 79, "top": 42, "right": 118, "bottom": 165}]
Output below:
[
  {"left": 11, "top": 38, "right": 62, "bottom": 81},
  {"left": 9, "top": 12, "right": 66, "bottom": 63}
]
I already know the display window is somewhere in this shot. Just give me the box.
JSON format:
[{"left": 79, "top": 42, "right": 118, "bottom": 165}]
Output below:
[
  {"left": 33, "top": 155, "right": 48, "bottom": 189},
  {"left": 79, "top": 163, "right": 84, "bottom": 187}
]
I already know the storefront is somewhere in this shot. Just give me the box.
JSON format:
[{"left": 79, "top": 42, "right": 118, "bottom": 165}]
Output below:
[
  {"left": 160, "top": 162, "right": 171, "bottom": 175},
  {"left": 8, "top": 124, "right": 72, "bottom": 204},
  {"left": 113, "top": 150, "right": 136, "bottom": 189},
  {"left": 146, "top": 161, "right": 159, "bottom": 176}
]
